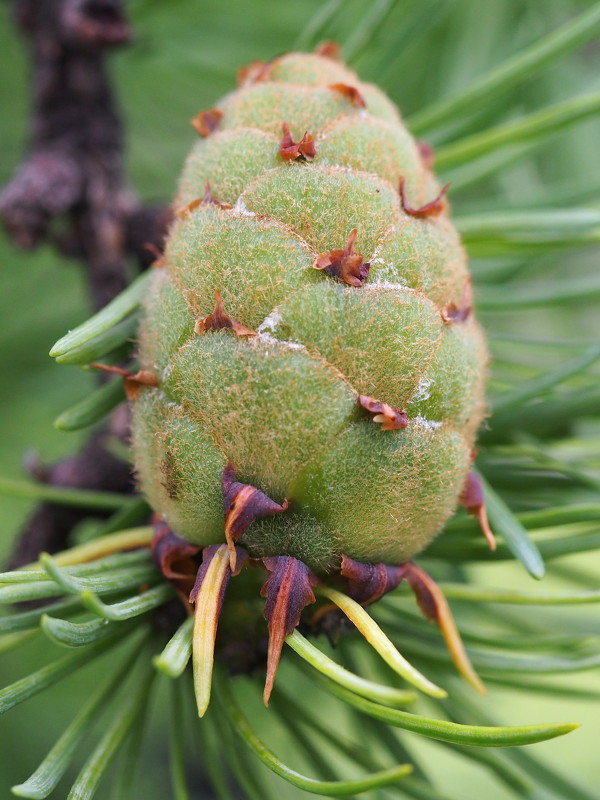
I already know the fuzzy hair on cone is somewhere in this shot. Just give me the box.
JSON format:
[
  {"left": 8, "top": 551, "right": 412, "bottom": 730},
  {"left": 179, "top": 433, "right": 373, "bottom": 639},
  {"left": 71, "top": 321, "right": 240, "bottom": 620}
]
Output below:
[{"left": 132, "top": 51, "right": 487, "bottom": 574}]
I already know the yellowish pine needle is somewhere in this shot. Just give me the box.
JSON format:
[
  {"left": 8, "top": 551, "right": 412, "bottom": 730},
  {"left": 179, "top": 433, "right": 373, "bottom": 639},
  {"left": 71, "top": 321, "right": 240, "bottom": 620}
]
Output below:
[
  {"left": 318, "top": 586, "right": 447, "bottom": 698},
  {"left": 23, "top": 527, "right": 154, "bottom": 570},
  {"left": 192, "top": 544, "right": 231, "bottom": 717}
]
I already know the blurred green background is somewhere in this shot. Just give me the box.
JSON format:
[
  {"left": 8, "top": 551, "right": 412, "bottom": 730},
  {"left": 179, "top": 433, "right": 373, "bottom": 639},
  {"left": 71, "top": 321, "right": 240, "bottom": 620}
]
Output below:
[{"left": 1, "top": 0, "right": 599, "bottom": 797}]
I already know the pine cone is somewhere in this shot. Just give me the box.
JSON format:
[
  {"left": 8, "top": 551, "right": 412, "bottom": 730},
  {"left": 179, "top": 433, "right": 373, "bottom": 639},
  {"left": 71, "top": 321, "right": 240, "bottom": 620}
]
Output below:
[{"left": 132, "top": 51, "right": 487, "bottom": 574}]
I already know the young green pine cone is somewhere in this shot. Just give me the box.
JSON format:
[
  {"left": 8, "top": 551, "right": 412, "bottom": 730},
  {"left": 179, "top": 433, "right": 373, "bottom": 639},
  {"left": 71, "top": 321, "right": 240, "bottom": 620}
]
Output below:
[{"left": 132, "top": 51, "right": 487, "bottom": 576}]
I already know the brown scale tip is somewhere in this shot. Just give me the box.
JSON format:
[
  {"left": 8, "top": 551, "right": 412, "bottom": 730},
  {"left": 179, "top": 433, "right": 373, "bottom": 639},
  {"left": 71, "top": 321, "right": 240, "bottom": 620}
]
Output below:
[
  {"left": 279, "top": 123, "right": 317, "bottom": 162},
  {"left": 399, "top": 177, "right": 449, "bottom": 218},
  {"left": 201, "top": 180, "right": 233, "bottom": 209},
  {"left": 237, "top": 59, "right": 273, "bottom": 86},
  {"left": 89, "top": 363, "right": 158, "bottom": 401},
  {"left": 191, "top": 107, "right": 224, "bottom": 137},
  {"left": 124, "top": 370, "right": 159, "bottom": 400},
  {"left": 341, "top": 555, "right": 406, "bottom": 605},
  {"left": 315, "top": 41, "right": 342, "bottom": 60},
  {"left": 329, "top": 82, "right": 366, "bottom": 107},
  {"left": 359, "top": 395, "right": 408, "bottom": 431},
  {"left": 176, "top": 198, "right": 203, "bottom": 220},
  {"left": 441, "top": 279, "right": 473, "bottom": 324},
  {"left": 460, "top": 470, "right": 496, "bottom": 550},
  {"left": 260, "top": 555, "right": 318, "bottom": 705},
  {"left": 313, "top": 228, "right": 370, "bottom": 287},
  {"left": 222, "top": 463, "right": 289, "bottom": 571},
  {"left": 176, "top": 182, "right": 233, "bottom": 220},
  {"left": 195, "top": 291, "right": 255, "bottom": 338},
  {"left": 143, "top": 242, "right": 165, "bottom": 268}
]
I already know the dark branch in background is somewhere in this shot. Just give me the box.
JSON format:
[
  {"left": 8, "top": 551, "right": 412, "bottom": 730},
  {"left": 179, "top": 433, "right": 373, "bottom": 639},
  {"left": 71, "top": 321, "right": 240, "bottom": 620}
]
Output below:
[
  {"left": 1, "top": 0, "right": 171, "bottom": 566},
  {"left": 0, "top": 0, "right": 171, "bottom": 305}
]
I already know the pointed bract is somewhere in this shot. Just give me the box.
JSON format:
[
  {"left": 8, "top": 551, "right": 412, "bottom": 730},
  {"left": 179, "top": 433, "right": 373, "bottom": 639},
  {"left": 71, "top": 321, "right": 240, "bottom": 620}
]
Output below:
[
  {"left": 403, "top": 561, "right": 486, "bottom": 695},
  {"left": 260, "top": 556, "right": 318, "bottom": 704},
  {"left": 460, "top": 469, "right": 496, "bottom": 550},
  {"left": 195, "top": 291, "right": 255, "bottom": 337},
  {"left": 222, "top": 464, "right": 289, "bottom": 570},
  {"left": 313, "top": 229, "right": 370, "bottom": 287}
]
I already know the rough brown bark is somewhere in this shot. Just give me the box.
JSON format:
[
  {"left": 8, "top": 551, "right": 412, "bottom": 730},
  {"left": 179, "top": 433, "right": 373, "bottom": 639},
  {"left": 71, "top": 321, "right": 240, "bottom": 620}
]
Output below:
[{"left": 2, "top": 0, "right": 170, "bottom": 566}]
